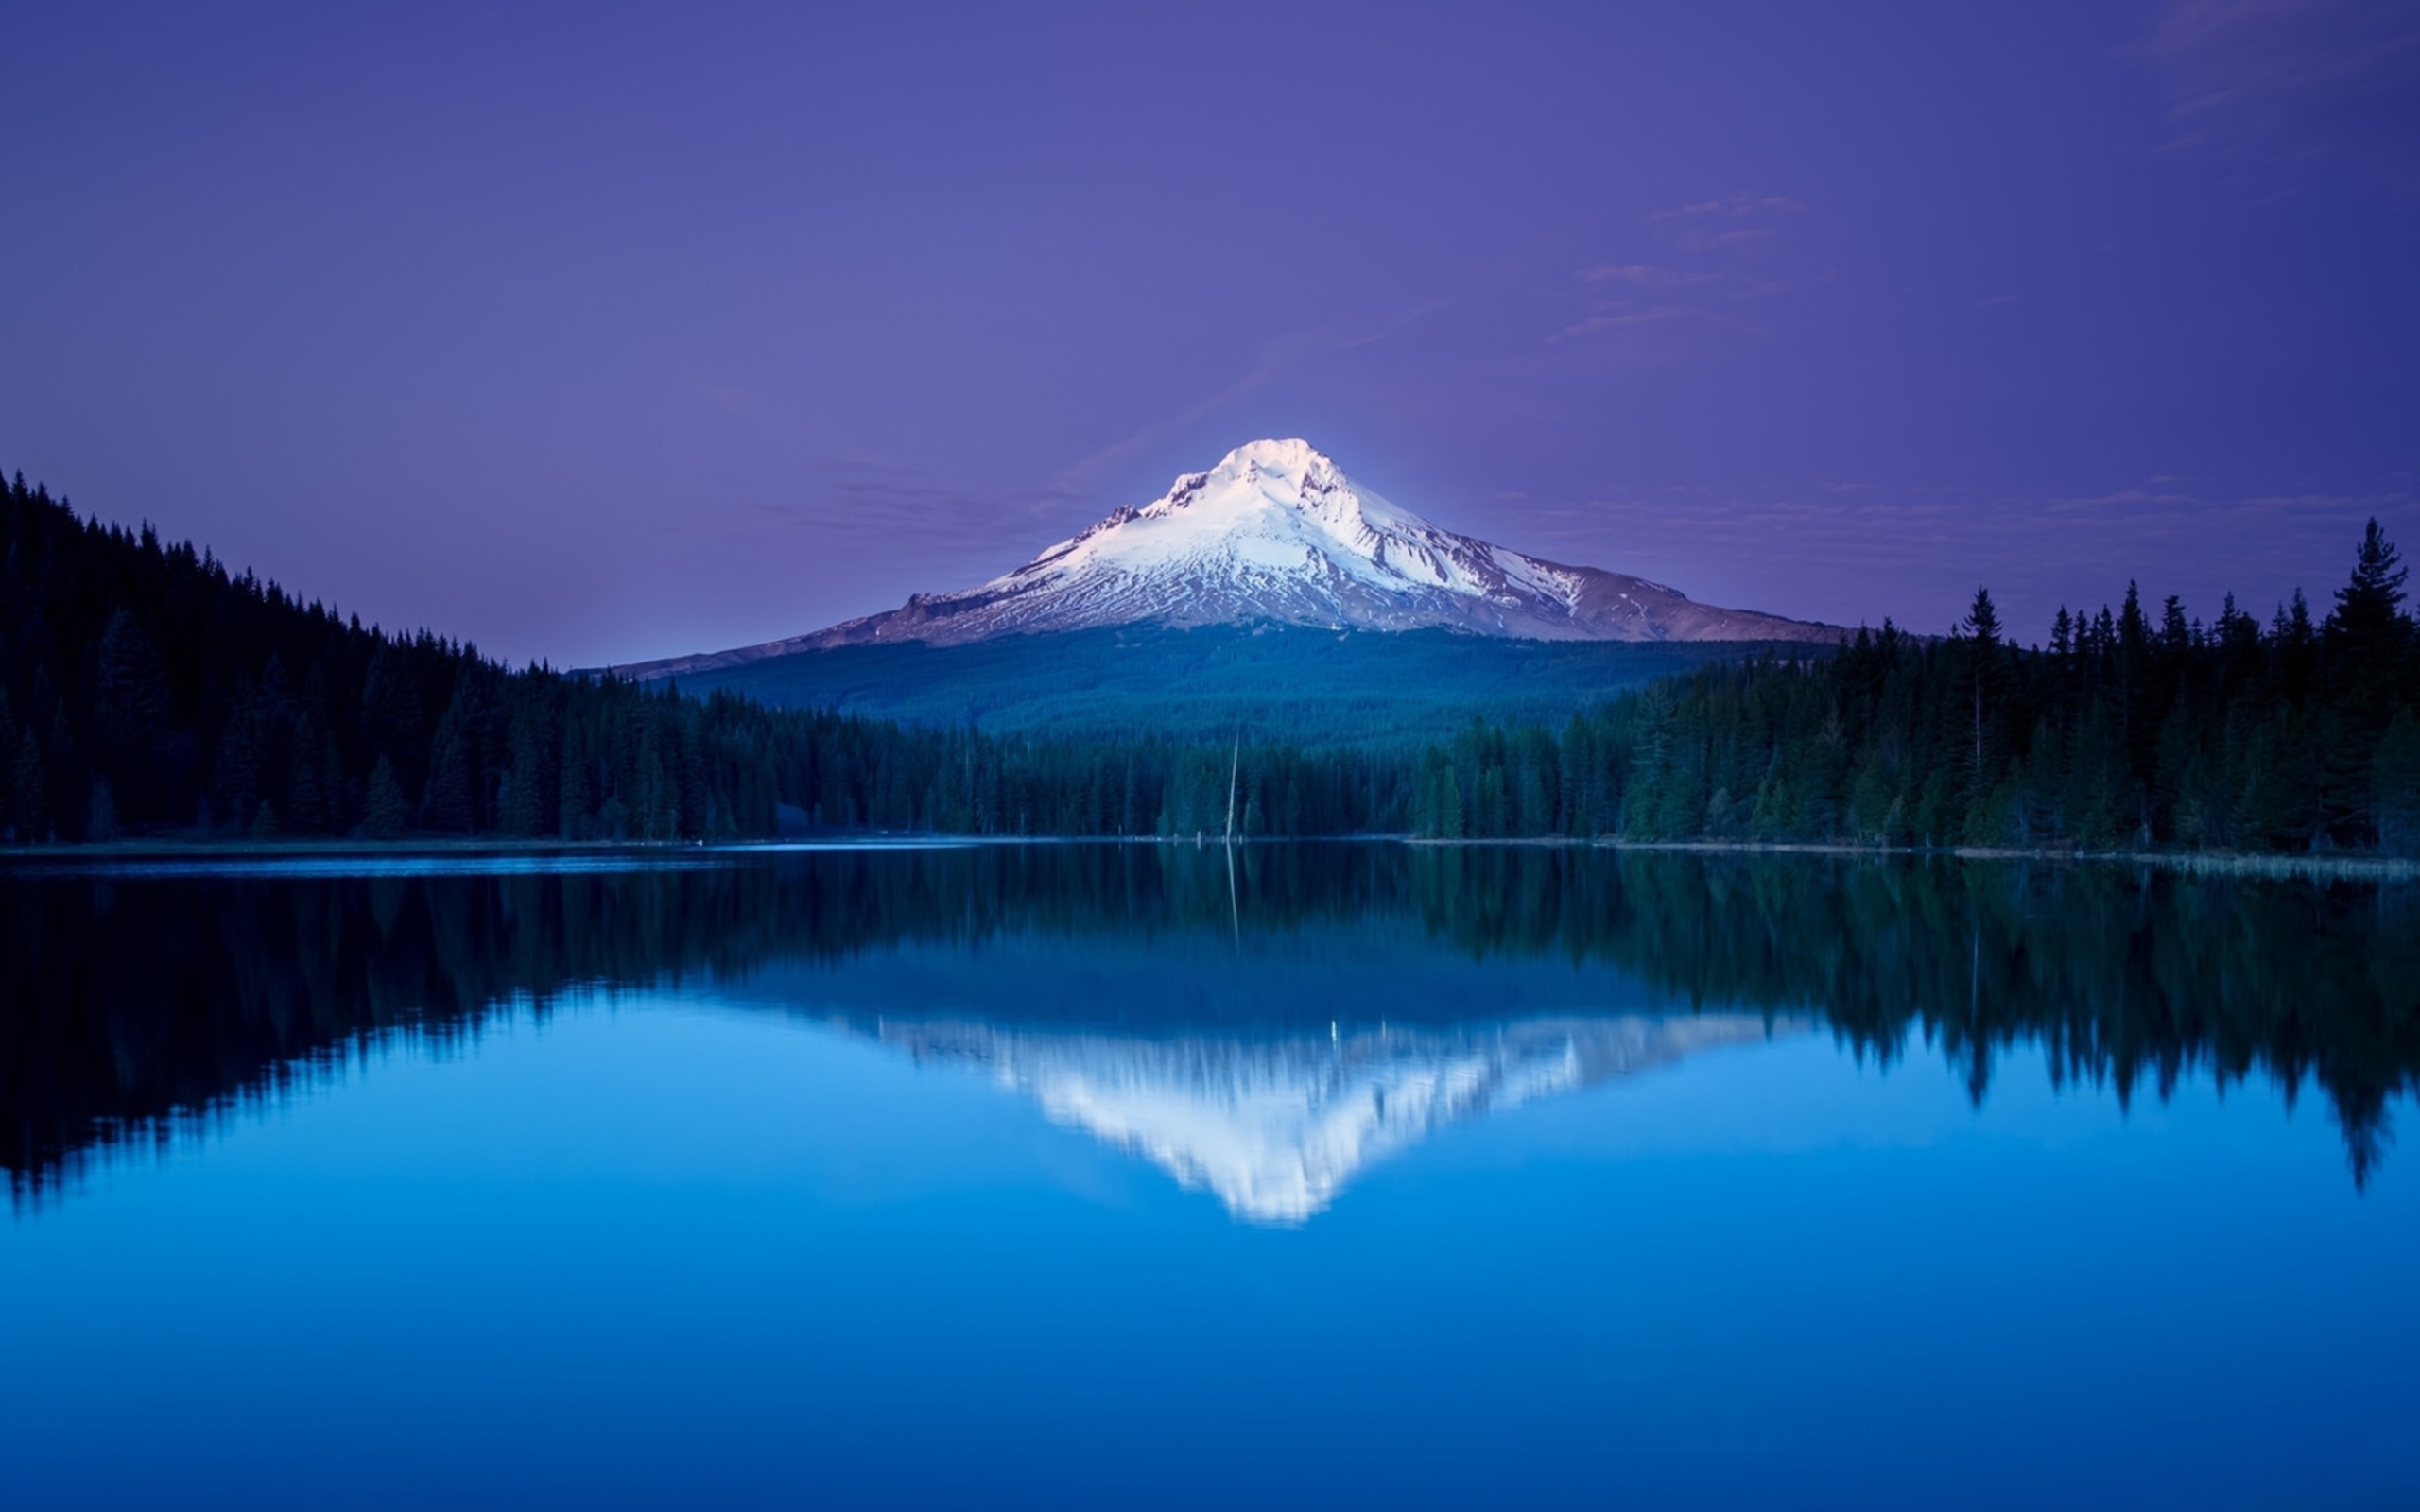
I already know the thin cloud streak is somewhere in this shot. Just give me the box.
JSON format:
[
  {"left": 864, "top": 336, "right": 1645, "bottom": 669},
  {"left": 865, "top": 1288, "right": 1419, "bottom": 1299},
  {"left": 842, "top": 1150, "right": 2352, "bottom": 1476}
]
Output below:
[
  {"left": 2146, "top": 0, "right": 2420, "bottom": 175},
  {"left": 1494, "top": 479, "right": 2417, "bottom": 639},
  {"left": 1562, "top": 194, "right": 1801, "bottom": 341}
]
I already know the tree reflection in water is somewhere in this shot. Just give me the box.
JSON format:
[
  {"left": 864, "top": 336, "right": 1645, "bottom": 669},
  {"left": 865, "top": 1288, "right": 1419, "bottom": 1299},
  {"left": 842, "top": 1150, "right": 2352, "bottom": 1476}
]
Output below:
[{"left": 4, "top": 844, "right": 2414, "bottom": 1203}]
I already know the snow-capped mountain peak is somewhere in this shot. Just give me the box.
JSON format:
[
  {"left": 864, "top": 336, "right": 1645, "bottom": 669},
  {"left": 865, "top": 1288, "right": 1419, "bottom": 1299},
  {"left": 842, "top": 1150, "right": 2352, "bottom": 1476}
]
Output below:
[
  {"left": 621, "top": 439, "right": 1835, "bottom": 672},
  {"left": 1004, "top": 438, "right": 1550, "bottom": 618}
]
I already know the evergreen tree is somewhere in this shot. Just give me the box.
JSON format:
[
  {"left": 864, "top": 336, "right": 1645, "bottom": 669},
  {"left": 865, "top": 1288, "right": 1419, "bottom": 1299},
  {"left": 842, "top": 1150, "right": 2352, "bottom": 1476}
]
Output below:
[
  {"left": 285, "top": 714, "right": 328, "bottom": 833},
  {"left": 87, "top": 778, "right": 119, "bottom": 842},
  {"left": 504, "top": 706, "right": 547, "bottom": 837},
  {"left": 363, "top": 756, "right": 408, "bottom": 840},
  {"left": 557, "top": 722, "right": 591, "bottom": 839},
  {"left": 2376, "top": 709, "right": 2420, "bottom": 858},
  {"left": 418, "top": 706, "right": 474, "bottom": 832},
  {"left": 12, "top": 730, "right": 47, "bottom": 843},
  {"left": 92, "top": 609, "right": 170, "bottom": 820},
  {"left": 2328, "top": 517, "right": 2409, "bottom": 658},
  {"left": 1962, "top": 586, "right": 2002, "bottom": 645}
]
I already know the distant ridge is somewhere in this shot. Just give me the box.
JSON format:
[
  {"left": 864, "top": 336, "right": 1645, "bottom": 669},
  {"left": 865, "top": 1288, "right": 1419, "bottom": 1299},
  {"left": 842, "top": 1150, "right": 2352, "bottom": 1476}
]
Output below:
[
  {"left": 620, "top": 622, "right": 1774, "bottom": 748},
  {"left": 614, "top": 439, "right": 1836, "bottom": 679}
]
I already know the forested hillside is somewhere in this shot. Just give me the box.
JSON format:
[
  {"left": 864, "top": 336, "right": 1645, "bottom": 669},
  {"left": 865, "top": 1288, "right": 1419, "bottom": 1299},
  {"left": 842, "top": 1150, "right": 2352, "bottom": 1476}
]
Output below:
[
  {"left": 1413, "top": 523, "right": 2420, "bottom": 854},
  {"left": 7, "top": 470, "right": 2411, "bottom": 854},
  {"left": 0, "top": 473, "right": 1405, "bottom": 844}
]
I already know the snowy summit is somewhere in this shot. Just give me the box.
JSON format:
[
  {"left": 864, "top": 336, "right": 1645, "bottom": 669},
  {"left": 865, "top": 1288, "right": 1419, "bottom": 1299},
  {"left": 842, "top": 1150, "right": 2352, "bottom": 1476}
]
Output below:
[
  {"left": 645, "top": 439, "right": 1832, "bottom": 671},
  {"left": 919, "top": 436, "right": 1609, "bottom": 642}
]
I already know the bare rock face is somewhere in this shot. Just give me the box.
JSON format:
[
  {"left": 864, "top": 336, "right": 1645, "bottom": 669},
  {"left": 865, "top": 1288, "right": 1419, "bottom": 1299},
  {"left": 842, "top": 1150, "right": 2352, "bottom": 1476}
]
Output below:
[{"left": 621, "top": 439, "right": 1834, "bottom": 678}]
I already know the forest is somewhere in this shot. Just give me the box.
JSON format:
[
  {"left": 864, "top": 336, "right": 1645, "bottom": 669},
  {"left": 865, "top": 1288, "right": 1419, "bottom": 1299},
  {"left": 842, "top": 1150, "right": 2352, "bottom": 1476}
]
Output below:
[
  {"left": 4, "top": 468, "right": 2413, "bottom": 854},
  {"left": 0, "top": 472, "right": 1399, "bottom": 844},
  {"left": 1411, "top": 522, "right": 2420, "bottom": 854}
]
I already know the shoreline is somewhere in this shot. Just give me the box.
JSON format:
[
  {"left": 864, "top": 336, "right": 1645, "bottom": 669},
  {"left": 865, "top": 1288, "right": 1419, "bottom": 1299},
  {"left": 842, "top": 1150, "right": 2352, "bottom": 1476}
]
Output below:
[
  {"left": 0, "top": 834, "right": 983, "bottom": 865},
  {"left": 2, "top": 832, "right": 2413, "bottom": 881},
  {"left": 1410, "top": 835, "right": 2420, "bottom": 880}
]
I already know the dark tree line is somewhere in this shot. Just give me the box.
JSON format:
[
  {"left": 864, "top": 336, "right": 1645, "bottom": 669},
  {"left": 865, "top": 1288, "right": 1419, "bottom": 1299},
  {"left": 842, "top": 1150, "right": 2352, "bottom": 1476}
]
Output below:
[
  {"left": 1414, "top": 521, "right": 2420, "bottom": 854},
  {"left": 0, "top": 472, "right": 1409, "bottom": 844}
]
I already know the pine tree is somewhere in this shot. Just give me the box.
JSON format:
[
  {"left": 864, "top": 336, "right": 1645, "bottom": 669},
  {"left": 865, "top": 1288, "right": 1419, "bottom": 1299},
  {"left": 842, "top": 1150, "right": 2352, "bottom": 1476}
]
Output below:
[
  {"left": 12, "top": 730, "right": 48, "bottom": 844},
  {"left": 87, "top": 779, "right": 120, "bottom": 842},
  {"left": 92, "top": 609, "right": 170, "bottom": 820},
  {"left": 364, "top": 756, "right": 408, "bottom": 840},
  {"left": 636, "top": 729, "right": 671, "bottom": 840},
  {"left": 558, "top": 722, "right": 591, "bottom": 839},
  {"left": 0, "top": 691, "right": 15, "bottom": 839},
  {"left": 504, "top": 707, "right": 546, "bottom": 837},
  {"left": 2328, "top": 518, "right": 2409, "bottom": 655},
  {"left": 1962, "top": 586, "right": 2002, "bottom": 645},
  {"left": 211, "top": 690, "right": 266, "bottom": 828},
  {"left": 1960, "top": 586, "right": 2007, "bottom": 815},
  {"left": 2374, "top": 709, "right": 2420, "bottom": 858},
  {"left": 419, "top": 691, "right": 476, "bottom": 833},
  {"left": 358, "top": 649, "right": 424, "bottom": 799},
  {"left": 285, "top": 715, "right": 328, "bottom": 833}
]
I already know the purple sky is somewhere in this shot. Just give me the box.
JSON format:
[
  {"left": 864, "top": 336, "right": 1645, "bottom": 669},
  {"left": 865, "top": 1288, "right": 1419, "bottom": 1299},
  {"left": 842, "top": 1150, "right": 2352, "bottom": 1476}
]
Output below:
[{"left": 5, "top": 2, "right": 2416, "bottom": 665}]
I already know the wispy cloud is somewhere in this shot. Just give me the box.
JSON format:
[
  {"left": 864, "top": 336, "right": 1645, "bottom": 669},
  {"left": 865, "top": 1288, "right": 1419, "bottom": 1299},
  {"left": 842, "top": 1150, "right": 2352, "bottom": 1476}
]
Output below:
[
  {"left": 1563, "top": 197, "right": 1801, "bottom": 342},
  {"left": 1586, "top": 264, "right": 1718, "bottom": 285},
  {"left": 2146, "top": 0, "right": 2420, "bottom": 177},
  {"left": 691, "top": 384, "right": 1058, "bottom": 552},
  {"left": 1489, "top": 475, "right": 2416, "bottom": 638},
  {"left": 1646, "top": 192, "right": 1808, "bottom": 251}
]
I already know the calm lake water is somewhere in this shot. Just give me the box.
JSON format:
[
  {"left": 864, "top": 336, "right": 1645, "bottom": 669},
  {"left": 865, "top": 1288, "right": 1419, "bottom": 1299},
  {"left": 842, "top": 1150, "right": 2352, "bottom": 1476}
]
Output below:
[{"left": 4, "top": 844, "right": 2416, "bottom": 1510}]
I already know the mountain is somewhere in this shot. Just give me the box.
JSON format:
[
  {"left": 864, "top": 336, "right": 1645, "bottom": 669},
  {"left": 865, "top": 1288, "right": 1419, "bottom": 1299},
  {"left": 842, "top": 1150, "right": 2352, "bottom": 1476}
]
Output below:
[
  {"left": 619, "top": 438, "right": 1834, "bottom": 680},
  {"left": 625, "top": 623, "right": 1771, "bottom": 748}
]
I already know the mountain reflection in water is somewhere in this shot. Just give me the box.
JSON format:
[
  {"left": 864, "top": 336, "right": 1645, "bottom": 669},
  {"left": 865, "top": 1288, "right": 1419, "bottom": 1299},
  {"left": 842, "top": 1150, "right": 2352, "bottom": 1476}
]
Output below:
[
  {"left": 873, "top": 1015, "right": 1789, "bottom": 1222},
  {"left": 3, "top": 843, "right": 2415, "bottom": 1210}
]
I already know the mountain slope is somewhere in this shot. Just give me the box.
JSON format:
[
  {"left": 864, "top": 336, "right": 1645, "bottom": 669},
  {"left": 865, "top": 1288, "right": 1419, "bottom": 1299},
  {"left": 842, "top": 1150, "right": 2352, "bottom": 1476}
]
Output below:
[
  {"left": 642, "top": 622, "right": 1776, "bottom": 747},
  {"left": 622, "top": 438, "right": 1834, "bottom": 679}
]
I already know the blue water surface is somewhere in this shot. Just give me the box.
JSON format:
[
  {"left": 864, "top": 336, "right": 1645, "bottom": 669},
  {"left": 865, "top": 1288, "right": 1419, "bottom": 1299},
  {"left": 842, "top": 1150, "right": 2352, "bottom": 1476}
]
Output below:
[{"left": 2, "top": 847, "right": 2413, "bottom": 1510}]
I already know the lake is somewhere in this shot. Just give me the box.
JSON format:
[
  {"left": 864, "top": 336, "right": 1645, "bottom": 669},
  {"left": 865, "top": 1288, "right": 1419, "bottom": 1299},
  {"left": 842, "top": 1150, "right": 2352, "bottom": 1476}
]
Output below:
[{"left": 4, "top": 844, "right": 2415, "bottom": 1510}]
